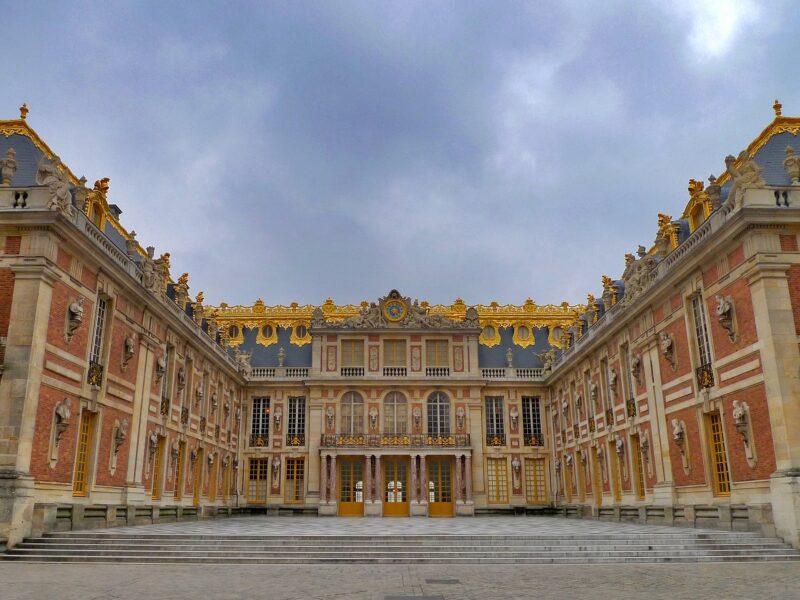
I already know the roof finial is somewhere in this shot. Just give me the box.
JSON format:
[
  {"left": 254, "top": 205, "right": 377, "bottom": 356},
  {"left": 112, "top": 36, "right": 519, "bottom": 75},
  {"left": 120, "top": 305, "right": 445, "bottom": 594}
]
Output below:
[
  {"left": 19, "top": 103, "right": 28, "bottom": 120},
  {"left": 774, "top": 99, "right": 782, "bottom": 117}
]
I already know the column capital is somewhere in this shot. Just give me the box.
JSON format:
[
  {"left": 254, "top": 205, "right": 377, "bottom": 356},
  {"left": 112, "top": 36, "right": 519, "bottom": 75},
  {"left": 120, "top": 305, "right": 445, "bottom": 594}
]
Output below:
[{"left": 10, "top": 262, "right": 60, "bottom": 285}]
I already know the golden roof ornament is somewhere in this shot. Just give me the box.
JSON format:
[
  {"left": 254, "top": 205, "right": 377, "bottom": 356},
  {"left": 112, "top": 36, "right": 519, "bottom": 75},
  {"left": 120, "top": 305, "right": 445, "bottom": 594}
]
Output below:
[
  {"left": 19, "top": 103, "right": 28, "bottom": 120},
  {"left": 774, "top": 99, "right": 782, "bottom": 117}
]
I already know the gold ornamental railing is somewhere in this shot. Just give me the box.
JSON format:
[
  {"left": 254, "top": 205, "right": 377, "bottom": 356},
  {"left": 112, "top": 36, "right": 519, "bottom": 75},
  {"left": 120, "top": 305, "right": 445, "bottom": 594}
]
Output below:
[{"left": 320, "top": 433, "right": 470, "bottom": 449}]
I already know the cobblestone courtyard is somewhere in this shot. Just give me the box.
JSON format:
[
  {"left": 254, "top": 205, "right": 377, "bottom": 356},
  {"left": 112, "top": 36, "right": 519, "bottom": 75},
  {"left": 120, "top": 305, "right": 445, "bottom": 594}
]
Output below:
[{"left": 2, "top": 561, "right": 799, "bottom": 599}]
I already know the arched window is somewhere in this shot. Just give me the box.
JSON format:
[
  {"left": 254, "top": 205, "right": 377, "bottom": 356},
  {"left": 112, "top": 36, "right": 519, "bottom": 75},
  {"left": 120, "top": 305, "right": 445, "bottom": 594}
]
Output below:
[
  {"left": 383, "top": 392, "right": 407, "bottom": 434},
  {"left": 427, "top": 392, "right": 450, "bottom": 435},
  {"left": 340, "top": 391, "right": 364, "bottom": 435}
]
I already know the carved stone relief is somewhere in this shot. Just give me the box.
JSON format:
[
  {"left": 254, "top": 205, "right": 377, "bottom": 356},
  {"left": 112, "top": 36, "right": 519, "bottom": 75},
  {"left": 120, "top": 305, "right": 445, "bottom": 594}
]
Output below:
[
  {"left": 49, "top": 399, "right": 72, "bottom": 467},
  {"left": 65, "top": 297, "right": 85, "bottom": 343},
  {"left": 660, "top": 332, "right": 676, "bottom": 371},
  {"left": 715, "top": 295, "right": 736, "bottom": 342},
  {"left": 732, "top": 400, "right": 757, "bottom": 468}
]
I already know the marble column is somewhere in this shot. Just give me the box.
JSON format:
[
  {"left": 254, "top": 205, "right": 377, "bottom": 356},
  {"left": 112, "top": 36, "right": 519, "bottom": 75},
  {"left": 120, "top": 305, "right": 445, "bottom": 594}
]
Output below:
[
  {"left": 364, "top": 455, "right": 372, "bottom": 503},
  {"left": 373, "top": 454, "right": 381, "bottom": 501},
  {"left": 419, "top": 455, "right": 427, "bottom": 503},
  {"left": 320, "top": 455, "right": 328, "bottom": 503},
  {"left": 464, "top": 454, "right": 472, "bottom": 502},
  {"left": 329, "top": 455, "right": 337, "bottom": 502},
  {"left": 410, "top": 455, "right": 418, "bottom": 503},
  {"left": 454, "top": 455, "right": 463, "bottom": 503}
]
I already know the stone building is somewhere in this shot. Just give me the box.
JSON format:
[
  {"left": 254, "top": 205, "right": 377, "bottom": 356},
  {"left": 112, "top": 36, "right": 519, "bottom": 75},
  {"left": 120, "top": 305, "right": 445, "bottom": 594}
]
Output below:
[{"left": 1, "top": 101, "right": 799, "bottom": 549}]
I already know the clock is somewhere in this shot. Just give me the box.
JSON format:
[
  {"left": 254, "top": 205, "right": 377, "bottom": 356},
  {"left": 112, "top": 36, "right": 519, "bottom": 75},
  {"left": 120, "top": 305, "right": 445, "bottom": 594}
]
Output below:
[{"left": 383, "top": 299, "right": 408, "bottom": 322}]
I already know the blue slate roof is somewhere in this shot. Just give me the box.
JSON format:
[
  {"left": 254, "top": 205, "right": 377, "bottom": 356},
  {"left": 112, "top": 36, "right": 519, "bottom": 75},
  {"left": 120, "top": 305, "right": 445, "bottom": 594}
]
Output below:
[
  {"left": 478, "top": 326, "right": 552, "bottom": 368},
  {"left": 233, "top": 327, "right": 312, "bottom": 367},
  {"left": 0, "top": 134, "right": 45, "bottom": 187}
]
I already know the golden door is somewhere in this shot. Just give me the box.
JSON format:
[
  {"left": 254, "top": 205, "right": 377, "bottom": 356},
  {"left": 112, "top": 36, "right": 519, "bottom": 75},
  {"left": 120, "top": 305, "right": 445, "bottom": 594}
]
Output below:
[
  {"left": 383, "top": 457, "right": 409, "bottom": 517},
  {"left": 338, "top": 457, "right": 364, "bottom": 517},
  {"left": 427, "top": 457, "right": 454, "bottom": 517}
]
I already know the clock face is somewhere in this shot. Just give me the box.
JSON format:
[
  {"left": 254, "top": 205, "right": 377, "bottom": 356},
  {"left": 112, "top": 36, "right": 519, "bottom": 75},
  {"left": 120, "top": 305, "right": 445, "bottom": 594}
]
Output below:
[{"left": 384, "top": 299, "right": 407, "bottom": 322}]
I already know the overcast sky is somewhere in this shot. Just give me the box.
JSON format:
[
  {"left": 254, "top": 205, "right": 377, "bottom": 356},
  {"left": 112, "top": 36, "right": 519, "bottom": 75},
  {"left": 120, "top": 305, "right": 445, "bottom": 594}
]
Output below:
[{"left": 6, "top": 1, "right": 799, "bottom": 306}]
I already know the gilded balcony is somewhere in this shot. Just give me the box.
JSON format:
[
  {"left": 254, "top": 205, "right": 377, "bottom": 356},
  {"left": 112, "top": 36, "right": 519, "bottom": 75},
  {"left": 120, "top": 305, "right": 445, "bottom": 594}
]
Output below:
[{"left": 320, "top": 433, "right": 470, "bottom": 449}]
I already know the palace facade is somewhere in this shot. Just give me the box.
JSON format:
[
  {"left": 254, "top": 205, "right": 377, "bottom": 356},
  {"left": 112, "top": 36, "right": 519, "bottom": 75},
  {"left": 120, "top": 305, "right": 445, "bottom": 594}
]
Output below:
[{"left": 1, "top": 102, "right": 800, "bottom": 549}]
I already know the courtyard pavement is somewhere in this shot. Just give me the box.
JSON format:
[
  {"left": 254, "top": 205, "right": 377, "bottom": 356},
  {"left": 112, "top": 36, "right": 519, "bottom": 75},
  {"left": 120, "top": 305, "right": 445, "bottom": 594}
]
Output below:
[{"left": 2, "top": 516, "right": 799, "bottom": 599}]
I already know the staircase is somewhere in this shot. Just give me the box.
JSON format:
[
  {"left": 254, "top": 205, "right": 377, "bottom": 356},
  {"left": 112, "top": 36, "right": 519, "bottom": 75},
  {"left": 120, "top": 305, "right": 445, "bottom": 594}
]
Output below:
[{"left": 4, "top": 530, "right": 800, "bottom": 563}]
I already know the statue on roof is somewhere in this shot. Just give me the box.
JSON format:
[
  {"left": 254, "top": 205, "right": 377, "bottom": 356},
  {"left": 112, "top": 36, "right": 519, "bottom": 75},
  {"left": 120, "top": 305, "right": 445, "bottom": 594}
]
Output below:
[
  {"left": 36, "top": 155, "right": 73, "bottom": 216},
  {"left": 725, "top": 151, "right": 765, "bottom": 209},
  {"left": 784, "top": 146, "right": 800, "bottom": 184},
  {"left": 1, "top": 148, "right": 17, "bottom": 186}
]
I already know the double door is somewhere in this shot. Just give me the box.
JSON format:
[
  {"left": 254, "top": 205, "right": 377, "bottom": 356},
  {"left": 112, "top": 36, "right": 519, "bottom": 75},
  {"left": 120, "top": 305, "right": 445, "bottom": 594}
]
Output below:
[
  {"left": 427, "top": 457, "right": 454, "bottom": 517},
  {"left": 383, "top": 457, "right": 409, "bottom": 517},
  {"left": 338, "top": 457, "right": 364, "bottom": 516}
]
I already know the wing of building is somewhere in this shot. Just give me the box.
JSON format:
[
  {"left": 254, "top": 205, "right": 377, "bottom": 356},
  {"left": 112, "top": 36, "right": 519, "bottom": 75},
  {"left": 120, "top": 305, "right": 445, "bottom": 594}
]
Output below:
[{"left": 1, "top": 101, "right": 800, "bottom": 548}]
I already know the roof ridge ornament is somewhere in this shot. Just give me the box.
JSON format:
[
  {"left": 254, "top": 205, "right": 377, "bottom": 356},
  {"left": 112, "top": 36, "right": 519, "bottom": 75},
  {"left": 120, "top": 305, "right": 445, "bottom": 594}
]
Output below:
[
  {"left": 19, "top": 103, "right": 28, "bottom": 120},
  {"left": 774, "top": 99, "right": 782, "bottom": 118}
]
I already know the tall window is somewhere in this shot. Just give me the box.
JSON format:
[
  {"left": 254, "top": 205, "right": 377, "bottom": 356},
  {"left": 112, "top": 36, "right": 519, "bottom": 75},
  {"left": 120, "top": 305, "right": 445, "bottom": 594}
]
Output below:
[
  {"left": 174, "top": 441, "right": 186, "bottom": 500},
  {"left": 600, "top": 357, "right": 610, "bottom": 409},
  {"left": 707, "top": 412, "right": 731, "bottom": 496},
  {"left": 151, "top": 436, "right": 165, "bottom": 500},
  {"left": 72, "top": 411, "right": 95, "bottom": 496},
  {"left": 287, "top": 396, "right": 306, "bottom": 442},
  {"left": 341, "top": 340, "right": 364, "bottom": 367},
  {"left": 522, "top": 396, "right": 542, "bottom": 445},
  {"left": 486, "top": 457, "right": 508, "bottom": 503},
  {"left": 425, "top": 340, "right": 448, "bottom": 367},
  {"left": 384, "top": 340, "right": 407, "bottom": 366},
  {"left": 340, "top": 391, "right": 364, "bottom": 434},
  {"left": 89, "top": 297, "right": 107, "bottom": 366},
  {"left": 485, "top": 396, "right": 505, "bottom": 444},
  {"left": 383, "top": 392, "right": 407, "bottom": 434},
  {"left": 525, "top": 458, "right": 547, "bottom": 504},
  {"left": 285, "top": 458, "right": 305, "bottom": 503},
  {"left": 620, "top": 343, "right": 634, "bottom": 400},
  {"left": 251, "top": 397, "right": 270, "bottom": 445},
  {"left": 427, "top": 392, "right": 450, "bottom": 434},
  {"left": 247, "top": 458, "right": 269, "bottom": 503},
  {"left": 692, "top": 294, "right": 713, "bottom": 367},
  {"left": 631, "top": 435, "right": 646, "bottom": 500}
]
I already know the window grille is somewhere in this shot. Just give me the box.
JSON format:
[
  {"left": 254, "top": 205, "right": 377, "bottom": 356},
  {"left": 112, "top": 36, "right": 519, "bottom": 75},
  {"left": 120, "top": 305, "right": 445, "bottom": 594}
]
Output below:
[
  {"left": 250, "top": 397, "right": 270, "bottom": 445},
  {"left": 485, "top": 396, "right": 505, "bottom": 445},
  {"left": 341, "top": 391, "right": 364, "bottom": 434},
  {"left": 427, "top": 392, "right": 450, "bottom": 435},
  {"left": 89, "top": 297, "right": 107, "bottom": 365},
  {"left": 383, "top": 391, "right": 407, "bottom": 434},
  {"left": 692, "top": 293, "right": 713, "bottom": 367},
  {"left": 287, "top": 396, "right": 306, "bottom": 445},
  {"left": 522, "top": 396, "right": 542, "bottom": 446}
]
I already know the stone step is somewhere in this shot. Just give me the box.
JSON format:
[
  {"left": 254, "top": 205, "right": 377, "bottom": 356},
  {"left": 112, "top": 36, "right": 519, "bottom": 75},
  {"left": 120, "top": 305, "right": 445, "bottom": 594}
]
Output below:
[{"left": 4, "top": 553, "right": 800, "bottom": 564}]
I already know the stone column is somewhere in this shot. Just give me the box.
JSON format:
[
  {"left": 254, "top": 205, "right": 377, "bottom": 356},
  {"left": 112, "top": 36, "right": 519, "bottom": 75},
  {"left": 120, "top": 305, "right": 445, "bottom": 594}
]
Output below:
[
  {"left": 0, "top": 263, "right": 58, "bottom": 547},
  {"left": 465, "top": 455, "right": 473, "bottom": 502},
  {"left": 329, "top": 455, "right": 337, "bottom": 502},
  {"left": 307, "top": 403, "right": 322, "bottom": 505},
  {"left": 419, "top": 455, "right": 427, "bottom": 504},
  {"left": 410, "top": 454, "right": 418, "bottom": 503},
  {"left": 454, "top": 455, "right": 462, "bottom": 503},
  {"left": 373, "top": 454, "right": 381, "bottom": 501},
  {"left": 320, "top": 454, "right": 328, "bottom": 503},
  {"left": 363, "top": 455, "right": 372, "bottom": 503},
  {"left": 124, "top": 332, "right": 156, "bottom": 505}
]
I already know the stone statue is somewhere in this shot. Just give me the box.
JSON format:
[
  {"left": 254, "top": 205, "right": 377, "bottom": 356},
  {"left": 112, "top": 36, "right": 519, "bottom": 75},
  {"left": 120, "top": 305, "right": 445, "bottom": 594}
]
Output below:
[
  {"left": 456, "top": 406, "right": 466, "bottom": 430},
  {"left": 630, "top": 354, "right": 641, "bottom": 382},
  {"left": 195, "top": 383, "right": 204, "bottom": 405},
  {"left": 233, "top": 348, "right": 252, "bottom": 377},
  {"left": 732, "top": 400, "right": 748, "bottom": 441},
  {"left": 659, "top": 332, "right": 676, "bottom": 370},
  {"left": 511, "top": 456, "right": 521, "bottom": 489},
  {"left": 148, "top": 431, "right": 159, "bottom": 457},
  {"left": 589, "top": 382, "right": 598, "bottom": 404},
  {"left": 671, "top": 419, "right": 684, "bottom": 444},
  {"left": 368, "top": 406, "right": 379, "bottom": 429},
  {"left": 784, "top": 146, "right": 800, "bottom": 184},
  {"left": 277, "top": 347, "right": 286, "bottom": 367},
  {"left": 609, "top": 368, "right": 618, "bottom": 390},
  {"left": 66, "top": 297, "right": 84, "bottom": 341},
  {"left": 715, "top": 295, "right": 735, "bottom": 341},
  {"left": 412, "top": 406, "right": 422, "bottom": 429},
  {"left": 273, "top": 406, "right": 282, "bottom": 430},
  {"left": 509, "top": 405, "right": 519, "bottom": 429},
  {"left": 706, "top": 175, "right": 722, "bottom": 210},
  {"left": 36, "top": 156, "right": 73, "bottom": 215},
  {"left": 325, "top": 406, "right": 335, "bottom": 430},
  {"left": 113, "top": 419, "right": 128, "bottom": 454},
  {"left": 1, "top": 147, "right": 17, "bottom": 186},
  {"left": 725, "top": 150, "right": 765, "bottom": 208},
  {"left": 53, "top": 399, "right": 71, "bottom": 445},
  {"left": 538, "top": 348, "right": 557, "bottom": 375},
  {"left": 122, "top": 335, "right": 136, "bottom": 368},
  {"left": 615, "top": 436, "right": 624, "bottom": 457},
  {"left": 506, "top": 347, "right": 514, "bottom": 368},
  {"left": 141, "top": 247, "right": 159, "bottom": 292},
  {"left": 311, "top": 306, "right": 326, "bottom": 328},
  {"left": 176, "top": 366, "right": 186, "bottom": 390}
]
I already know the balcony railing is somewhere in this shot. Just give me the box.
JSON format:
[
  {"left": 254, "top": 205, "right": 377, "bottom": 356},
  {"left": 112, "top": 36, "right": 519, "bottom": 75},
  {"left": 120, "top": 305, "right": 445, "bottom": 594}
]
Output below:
[
  {"left": 320, "top": 433, "right": 470, "bottom": 449},
  {"left": 696, "top": 363, "right": 715, "bottom": 389},
  {"left": 383, "top": 366, "right": 407, "bottom": 377},
  {"left": 250, "top": 367, "right": 309, "bottom": 380},
  {"left": 341, "top": 367, "right": 365, "bottom": 377},
  {"left": 481, "top": 367, "right": 544, "bottom": 380},
  {"left": 425, "top": 367, "right": 450, "bottom": 377},
  {"left": 286, "top": 433, "right": 306, "bottom": 446},
  {"left": 523, "top": 434, "right": 544, "bottom": 447},
  {"left": 250, "top": 434, "right": 269, "bottom": 447},
  {"left": 486, "top": 434, "right": 506, "bottom": 447},
  {"left": 87, "top": 360, "right": 104, "bottom": 386}
]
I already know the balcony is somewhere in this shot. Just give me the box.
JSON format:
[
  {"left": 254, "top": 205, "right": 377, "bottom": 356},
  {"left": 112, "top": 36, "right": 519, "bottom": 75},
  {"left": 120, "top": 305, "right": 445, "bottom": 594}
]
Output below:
[
  {"left": 481, "top": 367, "right": 544, "bottom": 380},
  {"left": 383, "top": 366, "right": 407, "bottom": 377},
  {"left": 286, "top": 433, "right": 306, "bottom": 447},
  {"left": 341, "top": 367, "right": 365, "bottom": 377},
  {"left": 87, "top": 361, "right": 104, "bottom": 387},
  {"left": 160, "top": 395, "right": 170, "bottom": 416},
  {"left": 425, "top": 367, "right": 450, "bottom": 377},
  {"left": 523, "top": 434, "right": 544, "bottom": 447},
  {"left": 250, "top": 367, "right": 309, "bottom": 380},
  {"left": 250, "top": 434, "right": 269, "bottom": 447},
  {"left": 486, "top": 434, "right": 506, "bottom": 447},
  {"left": 696, "top": 363, "right": 715, "bottom": 389},
  {"left": 320, "top": 433, "right": 470, "bottom": 449}
]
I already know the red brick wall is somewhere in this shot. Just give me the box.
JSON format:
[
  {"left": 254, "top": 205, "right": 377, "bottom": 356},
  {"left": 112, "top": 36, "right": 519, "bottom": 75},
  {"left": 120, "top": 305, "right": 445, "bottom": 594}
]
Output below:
[
  {"left": 47, "top": 281, "right": 92, "bottom": 359},
  {"left": 722, "top": 385, "right": 776, "bottom": 482},
  {"left": 4, "top": 236, "right": 21, "bottom": 254},
  {"left": 93, "top": 406, "right": 131, "bottom": 488},
  {"left": 658, "top": 316, "right": 692, "bottom": 385},
  {"left": 707, "top": 279, "right": 757, "bottom": 359},
  {"left": 727, "top": 243, "right": 745, "bottom": 269},
  {"left": 106, "top": 317, "right": 138, "bottom": 385},
  {"left": 29, "top": 385, "right": 80, "bottom": 484},
  {"left": 780, "top": 234, "right": 798, "bottom": 252},
  {"left": 668, "top": 406, "right": 707, "bottom": 487}
]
